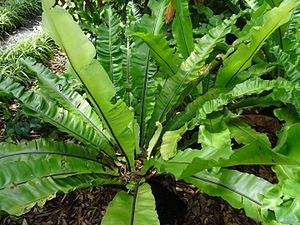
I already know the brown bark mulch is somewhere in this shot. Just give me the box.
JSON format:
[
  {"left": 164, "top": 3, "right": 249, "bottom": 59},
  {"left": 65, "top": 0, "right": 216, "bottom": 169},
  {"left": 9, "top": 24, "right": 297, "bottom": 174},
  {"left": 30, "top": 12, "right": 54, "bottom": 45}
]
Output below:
[{"left": 0, "top": 180, "right": 261, "bottom": 225}]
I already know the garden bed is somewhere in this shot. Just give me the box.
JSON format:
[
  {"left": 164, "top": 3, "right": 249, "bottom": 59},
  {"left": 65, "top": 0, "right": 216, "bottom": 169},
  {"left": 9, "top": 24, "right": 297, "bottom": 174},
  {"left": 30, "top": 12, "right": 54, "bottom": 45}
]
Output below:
[
  {"left": 0, "top": 0, "right": 300, "bottom": 225},
  {"left": 0, "top": 0, "right": 42, "bottom": 39},
  {"left": 0, "top": 27, "right": 56, "bottom": 84}
]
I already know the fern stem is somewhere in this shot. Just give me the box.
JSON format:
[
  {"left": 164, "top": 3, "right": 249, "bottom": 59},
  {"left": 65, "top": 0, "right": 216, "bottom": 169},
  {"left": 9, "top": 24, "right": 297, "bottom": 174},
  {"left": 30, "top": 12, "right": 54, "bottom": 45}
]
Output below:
[
  {"left": 139, "top": 51, "right": 151, "bottom": 150},
  {"left": 130, "top": 179, "right": 141, "bottom": 225}
]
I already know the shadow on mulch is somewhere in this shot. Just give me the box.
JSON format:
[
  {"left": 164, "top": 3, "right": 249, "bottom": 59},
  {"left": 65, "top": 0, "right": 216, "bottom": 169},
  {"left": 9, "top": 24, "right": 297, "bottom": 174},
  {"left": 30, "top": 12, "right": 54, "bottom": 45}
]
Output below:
[{"left": 0, "top": 179, "right": 261, "bottom": 225}]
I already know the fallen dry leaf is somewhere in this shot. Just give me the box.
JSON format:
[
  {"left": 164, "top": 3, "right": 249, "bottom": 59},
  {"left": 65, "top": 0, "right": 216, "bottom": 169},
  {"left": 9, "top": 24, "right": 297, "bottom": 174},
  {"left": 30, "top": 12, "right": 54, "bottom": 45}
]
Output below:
[{"left": 164, "top": 0, "right": 176, "bottom": 24}]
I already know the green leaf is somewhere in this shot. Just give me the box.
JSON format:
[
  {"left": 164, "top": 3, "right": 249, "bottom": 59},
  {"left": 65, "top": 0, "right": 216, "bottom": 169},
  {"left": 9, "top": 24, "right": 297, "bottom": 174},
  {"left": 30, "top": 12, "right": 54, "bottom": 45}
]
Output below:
[
  {"left": 42, "top": 0, "right": 135, "bottom": 169},
  {"left": 215, "top": 0, "right": 299, "bottom": 88},
  {"left": 0, "top": 140, "right": 115, "bottom": 188},
  {"left": 165, "top": 88, "right": 222, "bottom": 131},
  {"left": 148, "top": 14, "right": 238, "bottom": 137},
  {"left": 266, "top": 122, "right": 300, "bottom": 224},
  {"left": 152, "top": 149, "right": 200, "bottom": 178},
  {"left": 1, "top": 174, "right": 118, "bottom": 216},
  {"left": 131, "top": 38, "right": 157, "bottom": 149},
  {"left": 228, "top": 77, "right": 297, "bottom": 109},
  {"left": 160, "top": 124, "right": 187, "bottom": 160},
  {"left": 0, "top": 75, "right": 114, "bottom": 157},
  {"left": 230, "top": 79, "right": 300, "bottom": 116},
  {"left": 275, "top": 123, "right": 300, "bottom": 160},
  {"left": 172, "top": 0, "right": 194, "bottom": 59},
  {"left": 133, "top": 32, "right": 181, "bottom": 76},
  {"left": 197, "top": 123, "right": 233, "bottom": 160},
  {"left": 282, "top": 4, "right": 300, "bottom": 54},
  {"left": 244, "top": 0, "right": 265, "bottom": 11},
  {"left": 147, "top": 0, "right": 169, "bottom": 35},
  {"left": 22, "top": 58, "right": 115, "bottom": 152},
  {"left": 101, "top": 183, "right": 159, "bottom": 225},
  {"left": 96, "top": 5, "right": 124, "bottom": 97},
  {"left": 156, "top": 137, "right": 300, "bottom": 180},
  {"left": 167, "top": 66, "right": 277, "bottom": 131},
  {"left": 180, "top": 114, "right": 300, "bottom": 178},
  {"left": 158, "top": 119, "right": 300, "bottom": 178},
  {"left": 185, "top": 168, "right": 273, "bottom": 221},
  {"left": 130, "top": 0, "right": 169, "bottom": 149},
  {"left": 276, "top": 181, "right": 300, "bottom": 223},
  {"left": 264, "top": 168, "right": 300, "bottom": 223},
  {"left": 229, "top": 63, "right": 275, "bottom": 86},
  {"left": 270, "top": 46, "right": 300, "bottom": 82},
  {"left": 274, "top": 107, "right": 300, "bottom": 127},
  {"left": 180, "top": 139, "right": 300, "bottom": 179},
  {"left": 147, "top": 122, "right": 162, "bottom": 158},
  {"left": 0, "top": 139, "right": 118, "bottom": 215},
  {"left": 228, "top": 121, "right": 271, "bottom": 147},
  {"left": 196, "top": 94, "right": 230, "bottom": 121},
  {"left": 121, "top": 1, "right": 143, "bottom": 106}
]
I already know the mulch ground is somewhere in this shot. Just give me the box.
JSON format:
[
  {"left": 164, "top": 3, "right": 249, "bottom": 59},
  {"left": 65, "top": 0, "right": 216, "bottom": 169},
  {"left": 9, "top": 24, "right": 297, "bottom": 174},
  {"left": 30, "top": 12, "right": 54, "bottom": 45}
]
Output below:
[
  {"left": 0, "top": 181, "right": 261, "bottom": 225},
  {"left": 0, "top": 50, "right": 277, "bottom": 225}
]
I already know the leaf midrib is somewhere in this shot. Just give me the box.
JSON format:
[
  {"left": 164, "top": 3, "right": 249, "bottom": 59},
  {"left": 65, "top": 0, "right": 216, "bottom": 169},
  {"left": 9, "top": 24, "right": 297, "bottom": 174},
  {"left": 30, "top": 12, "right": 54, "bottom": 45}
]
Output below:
[{"left": 37, "top": 68, "right": 114, "bottom": 148}]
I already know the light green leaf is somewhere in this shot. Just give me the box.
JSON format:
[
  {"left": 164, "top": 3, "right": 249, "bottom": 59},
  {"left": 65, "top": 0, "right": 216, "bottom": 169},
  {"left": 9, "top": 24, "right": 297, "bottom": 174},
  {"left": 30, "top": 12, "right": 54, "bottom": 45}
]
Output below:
[
  {"left": 160, "top": 124, "right": 187, "bottom": 160},
  {"left": 96, "top": 5, "right": 124, "bottom": 97},
  {"left": 153, "top": 149, "right": 201, "bottom": 178},
  {"left": 270, "top": 46, "right": 300, "bottom": 83},
  {"left": 0, "top": 139, "right": 118, "bottom": 215},
  {"left": 164, "top": 88, "right": 222, "bottom": 131},
  {"left": 180, "top": 140, "right": 300, "bottom": 179},
  {"left": 172, "top": 0, "right": 194, "bottom": 59},
  {"left": 215, "top": 0, "right": 299, "bottom": 87},
  {"left": 0, "top": 75, "right": 114, "bottom": 157},
  {"left": 167, "top": 68, "right": 279, "bottom": 131},
  {"left": 101, "top": 183, "right": 159, "bottom": 225},
  {"left": 147, "top": 122, "right": 163, "bottom": 159},
  {"left": 263, "top": 169, "right": 300, "bottom": 224},
  {"left": 197, "top": 123, "right": 233, "bottom": 160},
  {"left": 228, "top": 121, "right": 271, "bottom": 147},
  {"left": 130, "top": 0, "right": 169, "bottom": 149},
  {"left": 131, "top": 38, "right": 157, "bottom": 148},
  {"left": 185, "top": 168, "right": 273, "bottom": 221},
  {"left": 42, "top": 0, "right": 135, "bottom": 168},
  {"left": 1, "top": 174, "right": 118, "bottom": 216},
  {"left": 275, "top": 123, "right": 300, "bottom": 161},
  {"left": 148, "top": 14, "right": 238, "bottom": 138},
  {"left": 274, "top": 107, "right": 300, "bottom": 127},
  {"left": 133, "top": 32, "right": 181, "bottom": 76},
  {"left": 22, "top": 58, "right": 115, "bottom": 154}
]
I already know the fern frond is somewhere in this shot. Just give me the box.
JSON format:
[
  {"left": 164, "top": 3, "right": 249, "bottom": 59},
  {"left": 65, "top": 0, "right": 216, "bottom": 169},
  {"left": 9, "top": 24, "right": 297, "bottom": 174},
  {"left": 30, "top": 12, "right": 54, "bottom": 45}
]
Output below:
[
  {"left": 0, "top": 139, "right": 119, "bottom": 216},
  {"left": 270, "top": 46, "right": 300, "bottom": 82},
  {"left": 0, "top": 75, "right": 115, "bottom": 157},
  {"left": 130, "top": 0, "right": 169, "bottom": 149},
  {"left": 148, "top": 14, "right": 238, "bottom": 138},
  {"left": 96, "top": 5, "right": 124, "bottom": 98},
  {"left": 172, "top": 0, "right": 194, "bottom": 59}
]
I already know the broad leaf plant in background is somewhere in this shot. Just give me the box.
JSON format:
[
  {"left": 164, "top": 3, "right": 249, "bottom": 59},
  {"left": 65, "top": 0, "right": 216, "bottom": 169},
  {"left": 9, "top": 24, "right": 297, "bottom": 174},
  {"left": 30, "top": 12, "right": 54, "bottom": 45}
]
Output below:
[{"left": 0, "top": 0, "right": 300, "bottom": 224}]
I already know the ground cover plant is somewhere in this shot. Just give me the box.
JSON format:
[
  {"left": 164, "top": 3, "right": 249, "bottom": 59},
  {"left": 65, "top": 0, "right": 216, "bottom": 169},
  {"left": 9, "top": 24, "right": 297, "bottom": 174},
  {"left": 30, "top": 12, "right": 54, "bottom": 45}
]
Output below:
[
  {"left": 0, "top": 0, "right": 42, "bottom": 38},
  {"left": 0, "top": 0, "right": 300, "bottom": 224},
  {"left": 0, "top": 29, "right": 56, "bottom": 84}
]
